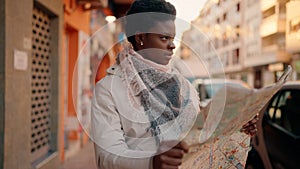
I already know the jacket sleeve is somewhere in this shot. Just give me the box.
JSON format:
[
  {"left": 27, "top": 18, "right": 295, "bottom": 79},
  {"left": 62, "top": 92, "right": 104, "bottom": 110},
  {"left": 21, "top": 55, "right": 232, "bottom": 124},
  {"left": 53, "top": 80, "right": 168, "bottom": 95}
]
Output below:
[{"left": 91, "top": 80, "right": 154, "bottom": 169}]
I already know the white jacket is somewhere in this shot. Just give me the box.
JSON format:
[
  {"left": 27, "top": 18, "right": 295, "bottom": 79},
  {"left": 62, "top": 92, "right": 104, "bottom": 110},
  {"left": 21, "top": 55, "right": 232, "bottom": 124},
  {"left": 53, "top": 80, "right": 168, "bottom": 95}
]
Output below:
[{"left": 91, "top": 64, "right": 197, "bottom": 169}]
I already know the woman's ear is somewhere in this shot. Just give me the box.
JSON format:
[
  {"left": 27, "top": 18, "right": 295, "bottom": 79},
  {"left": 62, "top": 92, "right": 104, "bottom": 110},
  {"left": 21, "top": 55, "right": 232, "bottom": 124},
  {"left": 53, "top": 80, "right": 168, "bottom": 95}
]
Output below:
[{"left": 134, "top": 32, "right": 146, "bottom": 49}]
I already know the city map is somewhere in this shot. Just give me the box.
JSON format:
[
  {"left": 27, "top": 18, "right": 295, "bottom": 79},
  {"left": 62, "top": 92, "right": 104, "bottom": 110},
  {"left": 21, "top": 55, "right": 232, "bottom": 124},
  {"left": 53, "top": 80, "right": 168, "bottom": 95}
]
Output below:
[{"left": 180, "top": 66, "right": 292, "bottom": 169}]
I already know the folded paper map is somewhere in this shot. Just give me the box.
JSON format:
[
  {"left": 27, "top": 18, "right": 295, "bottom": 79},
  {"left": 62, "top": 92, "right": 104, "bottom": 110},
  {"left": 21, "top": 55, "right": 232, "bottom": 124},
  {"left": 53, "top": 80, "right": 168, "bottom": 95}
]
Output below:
[{"left": 180, "top": 65, "right": 292, "bottom": 169}]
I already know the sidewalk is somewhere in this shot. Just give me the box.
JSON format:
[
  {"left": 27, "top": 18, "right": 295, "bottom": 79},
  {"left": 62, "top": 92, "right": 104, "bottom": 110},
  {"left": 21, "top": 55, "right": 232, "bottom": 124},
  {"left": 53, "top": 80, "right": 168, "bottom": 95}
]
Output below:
[{"left": 60, "top": 140, "right": 97, "bottom": 169}]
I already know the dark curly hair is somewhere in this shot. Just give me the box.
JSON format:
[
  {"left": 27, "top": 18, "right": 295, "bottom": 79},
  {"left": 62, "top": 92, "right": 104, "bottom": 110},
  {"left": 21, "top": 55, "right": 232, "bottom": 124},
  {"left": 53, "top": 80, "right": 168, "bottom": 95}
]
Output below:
[{"left": 125, "top": 0, "right": 176, "bottom": 48}]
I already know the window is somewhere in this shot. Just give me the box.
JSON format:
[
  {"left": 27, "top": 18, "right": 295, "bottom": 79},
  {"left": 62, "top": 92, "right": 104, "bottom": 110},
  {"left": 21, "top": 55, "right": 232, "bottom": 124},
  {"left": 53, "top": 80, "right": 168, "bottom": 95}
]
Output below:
[
  {"left": 236, "top": 3, "right": 240, "bottom": 12},
  {"left": 232, "top": 48, "right": 239, "bottom": 64},
  {"left": 225, "top": 52, "right": 229, "bottom": 66},
  {"left": 279, "top": 3, "right": 286, "bottom": 14},
  {"left": 263, "top": 6, "right": 275, "bottom": 19},
  {"left": 266, "top": 89, "right": 300, "bottom": 135},
  {"left": 223, "top": 13, "right": 227, "bottom": 21},
  {"left": 289, "top": 17, "right": 300, "bottom": 34},
  {"left": 236, "top": 25, "right": 240, "bottom": 38},
  {"left": 266, "top": 91, "right": 288, "bottom": 125},
  {"left": 222, "top": 32, "right": 228, "bottom": 46}
]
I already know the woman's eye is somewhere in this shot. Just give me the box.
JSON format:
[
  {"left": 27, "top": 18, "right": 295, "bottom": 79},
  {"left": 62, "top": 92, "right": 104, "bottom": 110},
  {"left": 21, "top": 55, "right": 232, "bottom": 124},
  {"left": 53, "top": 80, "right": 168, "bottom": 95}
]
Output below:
[
  {"left": 160, "top": 35, "right": 175, "bottom": 42},
  {"left": 160, "top": 36, "right": 169, "bottom": 41}
]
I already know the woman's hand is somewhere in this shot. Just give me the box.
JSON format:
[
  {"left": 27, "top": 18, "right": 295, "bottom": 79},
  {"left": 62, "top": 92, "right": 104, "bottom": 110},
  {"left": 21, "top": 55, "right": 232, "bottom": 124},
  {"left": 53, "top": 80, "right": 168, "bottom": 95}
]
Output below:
[
  {"left": 153, "top": 141, "right": 189, "bottom": 169},
  {"left": 240, "top": 114, "right": 259, "bottom": 137}
]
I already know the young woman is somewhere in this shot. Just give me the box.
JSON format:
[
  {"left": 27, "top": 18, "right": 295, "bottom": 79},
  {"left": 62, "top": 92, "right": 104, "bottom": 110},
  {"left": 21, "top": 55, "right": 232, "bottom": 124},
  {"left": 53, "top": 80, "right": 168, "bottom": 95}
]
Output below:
[{"left": 91, "top": 1, "right": 258, "bottom": 169}]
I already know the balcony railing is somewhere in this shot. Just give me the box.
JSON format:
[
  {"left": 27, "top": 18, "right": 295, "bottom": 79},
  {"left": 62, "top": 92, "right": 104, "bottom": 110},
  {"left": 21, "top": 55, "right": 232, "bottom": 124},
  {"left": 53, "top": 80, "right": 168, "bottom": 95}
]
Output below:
[
  {"left": 261, "top": 44, "right": 290, "bottom": 63},
  {"left": 262, "top": 44, "right": 278, "bottom": 53},
  {"left": 261, "top": 0, "right": 276, "bottom": 11},
  {"left": 286, "top": 31, "right": 300, "bottom": 52},
  {"left": 261, "top": 14, "right": 286, "bottom": 37},
  {"left": 244, "top": 44, "right": 290, "bottom": 67}
]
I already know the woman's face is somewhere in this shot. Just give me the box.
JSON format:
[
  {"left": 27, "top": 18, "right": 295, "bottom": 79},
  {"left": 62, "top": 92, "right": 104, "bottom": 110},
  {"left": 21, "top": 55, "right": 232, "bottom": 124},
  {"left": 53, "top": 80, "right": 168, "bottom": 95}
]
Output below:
[{"left": 137, "top": 20, "right": 176, "bottom": 65}]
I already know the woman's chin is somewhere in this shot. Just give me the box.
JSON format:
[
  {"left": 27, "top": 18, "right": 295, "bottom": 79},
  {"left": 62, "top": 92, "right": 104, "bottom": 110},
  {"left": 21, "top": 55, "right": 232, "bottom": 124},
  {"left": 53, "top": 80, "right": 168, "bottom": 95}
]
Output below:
[{"left": 161, "top": 59, "right": 171, "bottom": 65}]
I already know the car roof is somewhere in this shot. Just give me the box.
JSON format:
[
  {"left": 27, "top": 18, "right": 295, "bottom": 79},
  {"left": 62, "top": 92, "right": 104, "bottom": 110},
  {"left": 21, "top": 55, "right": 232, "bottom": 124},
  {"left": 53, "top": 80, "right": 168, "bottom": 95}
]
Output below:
[
  {"left": 281, "top": 81, "right": 300, "bottom": 89},
  {"left": 192, "top": 78, "right": 250, "bottom": 88}
]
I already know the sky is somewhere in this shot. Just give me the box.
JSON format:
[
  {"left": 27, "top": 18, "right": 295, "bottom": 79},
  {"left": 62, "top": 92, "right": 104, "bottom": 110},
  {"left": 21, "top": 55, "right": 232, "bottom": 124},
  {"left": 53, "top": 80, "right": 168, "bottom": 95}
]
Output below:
[
  {"left": 166, "top": 0, "right": 208, "bottom": 47},
  {"left": 167, "top": 0, "right": 207, "bottom": 23}
]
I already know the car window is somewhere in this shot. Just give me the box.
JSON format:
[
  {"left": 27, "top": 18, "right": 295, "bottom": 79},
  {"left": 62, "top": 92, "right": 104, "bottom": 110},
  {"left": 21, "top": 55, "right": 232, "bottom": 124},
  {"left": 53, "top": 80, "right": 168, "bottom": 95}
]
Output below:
[
  {"left": 285, "top": 90, "right": 300, "bottom": 135},
  {"left": 204, "top": 82, "right": 246, "bottom": 98},
  {"left": 266, "top": 89, "right": 300, "bottom": 136},
  {"left": 266, "top": 91, "right": 288, "bottom": 125},
  {"left": 193, "top": 79, "right": 249, "bottom": 101},
  {"left": 205, "top": 84, "right": 223, "bottom": 98},
  {"left": 277, "top": 91, "right": 290, "bottom": 108}
]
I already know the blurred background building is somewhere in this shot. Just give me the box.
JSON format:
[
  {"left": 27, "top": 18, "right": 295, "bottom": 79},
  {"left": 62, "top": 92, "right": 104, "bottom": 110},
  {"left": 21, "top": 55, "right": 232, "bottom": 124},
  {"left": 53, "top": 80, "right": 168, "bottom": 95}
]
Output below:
[
  {"left": 1, "top": 0, "right": 64, "bottom": 168},
  {"left": 178, "top": 0, "right": 300, "bottom": 88},
  {"left": 0, "top": 0, "right": 131, "bottom": 168},
  {"left": 286, "top": 0, "right": 300, "bottom": 80}
]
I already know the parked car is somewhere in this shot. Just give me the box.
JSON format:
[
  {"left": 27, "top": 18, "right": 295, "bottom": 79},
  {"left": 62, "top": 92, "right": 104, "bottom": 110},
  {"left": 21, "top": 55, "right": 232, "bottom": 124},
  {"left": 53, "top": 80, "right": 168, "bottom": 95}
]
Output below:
[
  {"left": 246, "top": 81, "right": 300, "bottom": 169},
  {"left": 192, "top": 78, "right": 251, "bottom": 107}
]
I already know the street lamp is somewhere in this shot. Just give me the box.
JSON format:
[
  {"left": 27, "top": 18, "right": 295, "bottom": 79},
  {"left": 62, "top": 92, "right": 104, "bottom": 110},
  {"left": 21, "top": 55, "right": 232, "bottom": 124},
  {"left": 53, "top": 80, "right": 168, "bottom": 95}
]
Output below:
[{"left": 105, "top": 16, "right": 116, "bottom": 33}]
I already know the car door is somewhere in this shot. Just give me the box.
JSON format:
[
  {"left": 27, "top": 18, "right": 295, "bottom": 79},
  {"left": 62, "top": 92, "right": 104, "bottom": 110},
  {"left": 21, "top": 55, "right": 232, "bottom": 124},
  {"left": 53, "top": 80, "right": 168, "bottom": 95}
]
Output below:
[{"left": 262, "top": 89, "right": 300, "bottom": 169}]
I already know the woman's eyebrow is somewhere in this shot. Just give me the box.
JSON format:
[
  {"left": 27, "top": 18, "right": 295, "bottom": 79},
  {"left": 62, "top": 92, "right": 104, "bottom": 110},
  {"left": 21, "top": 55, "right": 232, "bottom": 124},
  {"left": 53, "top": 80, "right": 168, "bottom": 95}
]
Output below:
[{"left": 161, "top": 32, "right": 175, "bottom": 37}]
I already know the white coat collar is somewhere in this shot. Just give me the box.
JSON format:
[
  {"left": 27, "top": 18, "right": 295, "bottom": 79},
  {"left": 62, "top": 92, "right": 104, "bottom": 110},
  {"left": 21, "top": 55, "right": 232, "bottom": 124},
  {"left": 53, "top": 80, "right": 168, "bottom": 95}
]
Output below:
[{"left": 106, "top": 64, "right": 122, "bottom": 77}]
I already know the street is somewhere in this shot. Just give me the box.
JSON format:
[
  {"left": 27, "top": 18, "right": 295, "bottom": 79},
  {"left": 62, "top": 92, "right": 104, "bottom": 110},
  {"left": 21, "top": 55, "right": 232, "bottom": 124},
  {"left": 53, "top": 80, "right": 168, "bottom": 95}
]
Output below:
[{"left": 60, "top": 141, "right": 97, "bottom": 169}]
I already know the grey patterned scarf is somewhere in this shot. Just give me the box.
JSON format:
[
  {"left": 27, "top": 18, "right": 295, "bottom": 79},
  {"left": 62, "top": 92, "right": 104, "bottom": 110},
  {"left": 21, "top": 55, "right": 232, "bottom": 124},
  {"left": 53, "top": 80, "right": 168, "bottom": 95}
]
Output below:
[{"left": 118, "top": 45, "right": 199, "bottom": 142}]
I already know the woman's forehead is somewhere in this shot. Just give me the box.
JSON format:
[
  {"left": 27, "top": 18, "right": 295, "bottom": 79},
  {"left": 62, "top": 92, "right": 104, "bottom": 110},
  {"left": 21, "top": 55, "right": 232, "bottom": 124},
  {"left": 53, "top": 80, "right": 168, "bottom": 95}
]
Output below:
[{"left": 147, "top": 20, "right": 176, "bottom": 36}]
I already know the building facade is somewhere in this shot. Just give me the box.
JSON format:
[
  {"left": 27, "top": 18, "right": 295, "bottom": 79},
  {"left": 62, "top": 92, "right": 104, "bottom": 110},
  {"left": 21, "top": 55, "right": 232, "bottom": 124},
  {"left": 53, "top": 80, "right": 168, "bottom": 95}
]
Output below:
[
  {"left": 0, "top": 0, "right": 63, "bottom": 168},
  {"left": 286, "top": 0, "right": 300, "bottom": 80},
  {"left": 180, "top": 0, "right": 295, "bottom": 88},
  {"left": 61, "top": 0, "right": 92, "bottom": 161},
  {"left": 246, "top": 0, "right": 290, "bottom": 88},
  {"left": 0, "top": 0, "right": 112, "bottom": 168},
  {"left": 179, "top": 0, "right": 252, "bottom": 83},
  {"left": 61, "top": 0, "right": 115, "bottom": 162}
]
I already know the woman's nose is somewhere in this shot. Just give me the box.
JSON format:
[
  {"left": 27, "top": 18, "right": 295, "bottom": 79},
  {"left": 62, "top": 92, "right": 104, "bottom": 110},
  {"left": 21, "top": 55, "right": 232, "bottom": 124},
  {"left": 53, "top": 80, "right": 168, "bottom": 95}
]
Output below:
[{"left": 168, "top": 40, "right": 176, "bottom": 50}]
